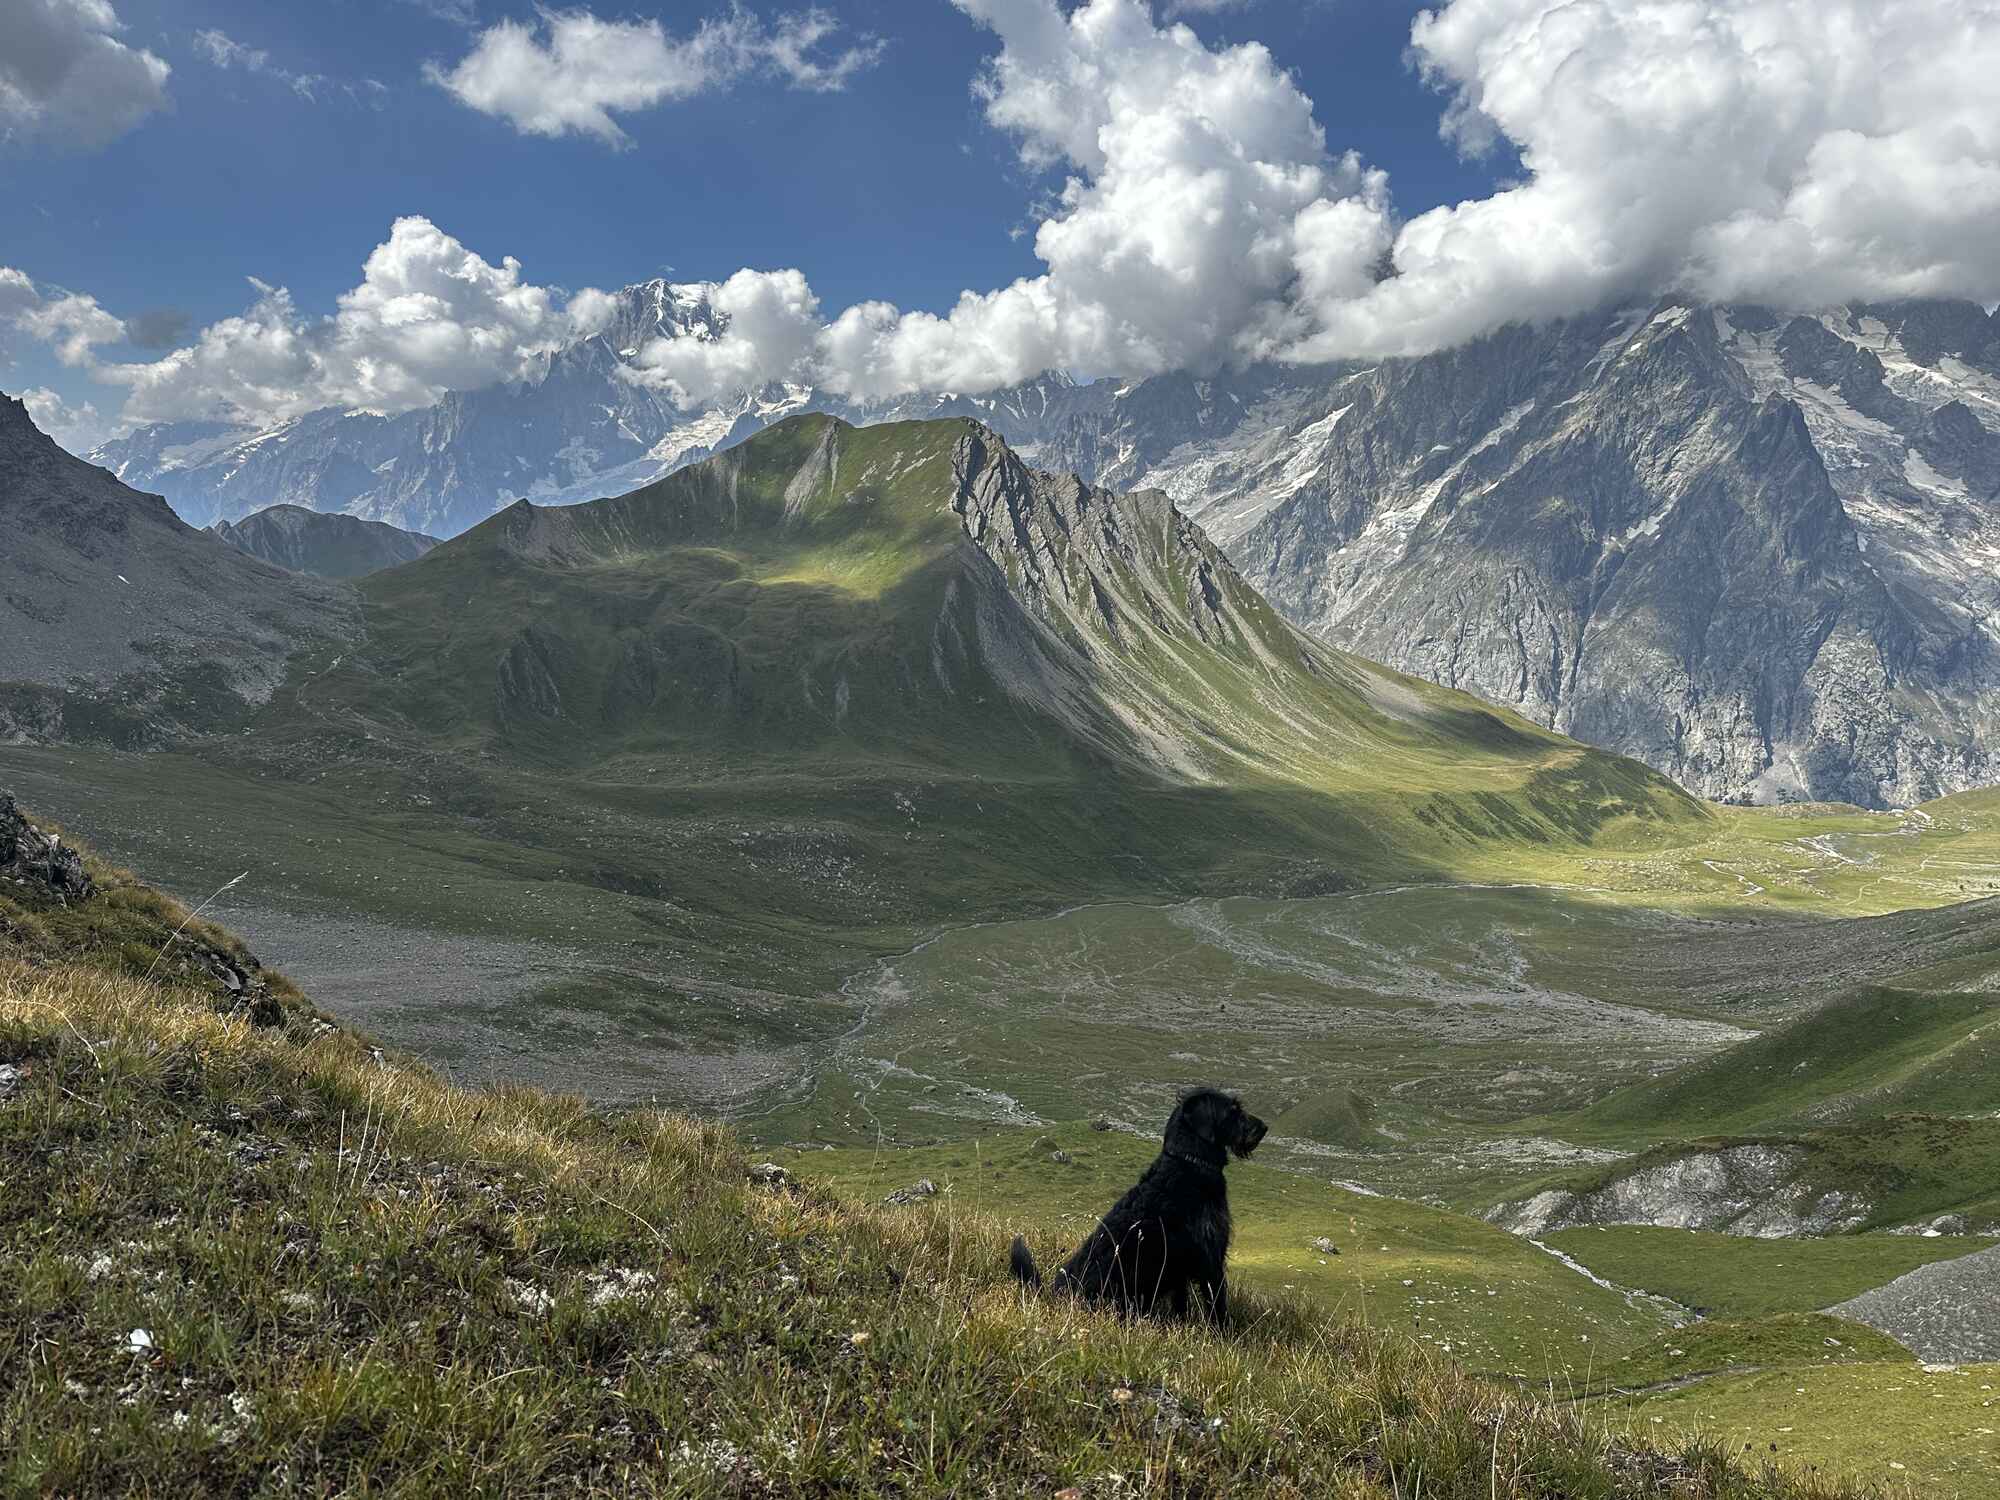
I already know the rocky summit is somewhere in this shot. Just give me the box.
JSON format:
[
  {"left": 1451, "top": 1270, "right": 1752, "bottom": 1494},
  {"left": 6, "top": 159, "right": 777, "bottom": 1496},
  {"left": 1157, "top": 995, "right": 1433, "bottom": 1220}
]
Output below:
[
  {"left": 1217, "top": 301, "right": 2000, "bottom": 810},
  {"left": 1006, "top": 300, "right": 2000, "bottom": 809}
]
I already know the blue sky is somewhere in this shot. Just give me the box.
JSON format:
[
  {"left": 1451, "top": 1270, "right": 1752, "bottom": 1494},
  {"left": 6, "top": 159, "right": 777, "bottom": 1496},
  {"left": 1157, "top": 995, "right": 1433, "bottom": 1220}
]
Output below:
[
  {"left": 1, "top": 0, "right": 1503, "bottom": 433},
  {"left": 4, "top": 0, "right": 1994, "bottom": 446}
]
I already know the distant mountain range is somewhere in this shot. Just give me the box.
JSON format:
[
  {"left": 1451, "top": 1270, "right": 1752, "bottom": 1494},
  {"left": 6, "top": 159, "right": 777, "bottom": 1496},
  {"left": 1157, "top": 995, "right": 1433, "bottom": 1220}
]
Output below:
[
  {"left": 83, "top": 288, "right": 2000, "bottom": 807},
  {"left": 210, "top": 505, "right": 438, "bottom": 579},
  {"left": 91, "top": 282, "right": 1078, "bottom": 540}
]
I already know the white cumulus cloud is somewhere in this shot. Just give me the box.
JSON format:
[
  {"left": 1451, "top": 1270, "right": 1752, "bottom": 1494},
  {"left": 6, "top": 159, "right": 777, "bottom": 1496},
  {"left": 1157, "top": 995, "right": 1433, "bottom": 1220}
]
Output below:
[
  {"left": 0, "top": 0, "right": 171, "bottom": 148},
  {"left": 634, "top": 0, "right": 1390, "bottom": 401},
  {"left": 635, "top": 0, "right": 2000, "bottom": 398},
  {"left": 18, "top": 0, "right": 2000, "bottom": 432},
  {"left": 427, "top": 4, "right": 885, "bottom": 148},
  {"left": 1292, "top": 0, "right": 2000, "bottom": 358},
  {"left": 86, "top": 217, "right": 612, "bottom": 425},
  {"left": 627, "top": 268, "right": 823, "bottom": 404}
]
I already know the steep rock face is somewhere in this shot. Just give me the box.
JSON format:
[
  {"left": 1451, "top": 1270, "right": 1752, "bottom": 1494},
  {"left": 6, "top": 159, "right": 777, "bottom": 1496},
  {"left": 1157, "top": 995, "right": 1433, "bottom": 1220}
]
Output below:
[
  {"left": 210, "top": 504, "right": 439, "bottom": 579},
  {"left": 1226, "top": 301, "right": 2000, "bottom": 808},
  {"left": 0, "top": 395, "right": 356, "bottom": 746}
]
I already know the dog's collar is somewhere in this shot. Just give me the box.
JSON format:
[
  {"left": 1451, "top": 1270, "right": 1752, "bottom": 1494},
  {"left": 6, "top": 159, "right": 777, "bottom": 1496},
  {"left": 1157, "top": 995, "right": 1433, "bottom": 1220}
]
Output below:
[{"left": 1163, "top": 1146, "right": 1225, "bottom": 1174}]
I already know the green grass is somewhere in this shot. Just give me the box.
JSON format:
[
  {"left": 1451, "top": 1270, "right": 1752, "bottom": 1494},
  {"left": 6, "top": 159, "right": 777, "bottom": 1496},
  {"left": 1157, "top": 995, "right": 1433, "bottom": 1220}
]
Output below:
[
  {"left": 1593, "top": 1314, "right": 1914, "bottom": 1392},
  {"left": 1604, "top": 1361, "right": 2000, "bottom": 1498},
  {"left": 1, "top": 820, "right": 1881, "bottom": 1499},
  {"left": 1542, "top": 1227, "right": 1999, "bottom": 1319}
]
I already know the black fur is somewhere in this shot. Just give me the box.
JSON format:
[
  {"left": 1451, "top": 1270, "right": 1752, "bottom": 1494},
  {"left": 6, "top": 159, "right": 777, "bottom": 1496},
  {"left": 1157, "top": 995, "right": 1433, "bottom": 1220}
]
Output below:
[{"left": 1008, "top": 1088, "right": 1267, "bottom": 1322}]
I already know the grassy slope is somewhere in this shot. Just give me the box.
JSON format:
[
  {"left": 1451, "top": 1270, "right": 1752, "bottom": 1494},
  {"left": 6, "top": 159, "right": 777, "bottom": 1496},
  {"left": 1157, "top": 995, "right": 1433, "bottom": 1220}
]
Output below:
[
  {"left": 792, "top": 1130, "right": 2000, "bottom": 1497},
  {"left": 1, "top": 820, "right": 1867, "bottom": 1500},
  {"left": 784, "top": 1126, "right": 1674, "bottom": 1382},
  {"left": 1606, "top": 1362, "right": 2000, "bottom": 1499},
  {"left": 1574, "top": 985, "right": 2000, "bottom": 1138}
]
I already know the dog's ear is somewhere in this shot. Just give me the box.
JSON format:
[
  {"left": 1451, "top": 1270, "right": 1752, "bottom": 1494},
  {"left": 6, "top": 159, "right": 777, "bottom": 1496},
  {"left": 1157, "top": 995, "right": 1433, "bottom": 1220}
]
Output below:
[{"left": 1169, "top": 1088, "right": 1233, "bottom": 1147}]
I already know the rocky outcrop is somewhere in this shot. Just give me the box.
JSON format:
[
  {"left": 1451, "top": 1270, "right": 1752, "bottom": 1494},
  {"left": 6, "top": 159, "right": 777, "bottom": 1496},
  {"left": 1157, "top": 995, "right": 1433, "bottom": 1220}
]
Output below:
[
  {"left": 0, "top": 794, "right": 93, "bottom": 904},
  {"left": 0, "top": 792, "right": 284, "bottom": 1025},
  {"left": 1492, "top": 1143, "right": 1872, "bottom": 1238}
]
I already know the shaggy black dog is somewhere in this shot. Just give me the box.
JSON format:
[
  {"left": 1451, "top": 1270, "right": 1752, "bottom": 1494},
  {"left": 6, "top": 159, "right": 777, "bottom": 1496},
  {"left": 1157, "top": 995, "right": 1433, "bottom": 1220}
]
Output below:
[{"left": 1009, "top": 1088, "right": 1267, "bottom": 1321}]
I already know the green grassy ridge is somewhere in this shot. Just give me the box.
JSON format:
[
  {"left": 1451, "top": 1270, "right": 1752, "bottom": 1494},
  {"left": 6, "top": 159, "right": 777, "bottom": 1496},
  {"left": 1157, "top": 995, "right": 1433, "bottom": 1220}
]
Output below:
[
  {"left": 274, "top": 413, "right": 1703, "bottom": 849},
  {"left": 2, "top": 820, "right": 1871, "bottom": 1499},
  {"left": 1572, "top": 982, "right": 2000, "bottom": 1138},
  {"left": 1541, "top": 1227, "right": 2000, "bottom": 1321}
]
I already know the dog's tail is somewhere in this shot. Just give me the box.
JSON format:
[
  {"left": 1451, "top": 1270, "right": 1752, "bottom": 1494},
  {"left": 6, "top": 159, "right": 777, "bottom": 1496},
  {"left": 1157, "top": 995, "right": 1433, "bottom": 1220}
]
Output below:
[{"left": 1008, "top": 1235, "right": 1042, "bottom": 1291}]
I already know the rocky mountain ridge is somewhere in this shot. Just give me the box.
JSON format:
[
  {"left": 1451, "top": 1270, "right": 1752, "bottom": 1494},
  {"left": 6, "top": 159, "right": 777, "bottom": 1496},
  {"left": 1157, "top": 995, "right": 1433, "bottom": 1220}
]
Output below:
[
  {"left": 210, "top": 504, "right": 438, "bottom": 579},
  {"left": 0, "top": 395, "right": 356, "bottom": 747}
]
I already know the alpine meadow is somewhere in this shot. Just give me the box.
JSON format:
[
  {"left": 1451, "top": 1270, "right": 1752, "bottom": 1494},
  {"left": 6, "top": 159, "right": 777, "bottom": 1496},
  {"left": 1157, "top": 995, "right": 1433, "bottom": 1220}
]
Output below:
[{"left": 5, "top": 0, "right": 2000, "bottom": 1495}]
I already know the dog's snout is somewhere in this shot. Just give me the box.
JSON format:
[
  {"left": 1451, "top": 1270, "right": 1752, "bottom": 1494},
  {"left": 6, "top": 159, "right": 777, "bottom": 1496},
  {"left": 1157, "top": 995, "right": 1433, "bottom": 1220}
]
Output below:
[{"left": 1234, "top": 1111, "right": 1268, "bottom": 1156}]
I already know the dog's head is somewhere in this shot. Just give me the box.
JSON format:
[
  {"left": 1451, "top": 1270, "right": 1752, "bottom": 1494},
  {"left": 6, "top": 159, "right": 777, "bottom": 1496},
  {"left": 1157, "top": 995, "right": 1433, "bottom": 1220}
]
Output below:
[{"left": 1165, "top": 1088, "right": 1268, "bottom": 1164}]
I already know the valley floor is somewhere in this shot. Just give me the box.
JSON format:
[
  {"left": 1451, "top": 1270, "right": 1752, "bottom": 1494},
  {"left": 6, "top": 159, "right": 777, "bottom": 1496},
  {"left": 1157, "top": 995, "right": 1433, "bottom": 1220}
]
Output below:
[{"left": 6, "top": 748, "right": 1999, "bottom": 1493}]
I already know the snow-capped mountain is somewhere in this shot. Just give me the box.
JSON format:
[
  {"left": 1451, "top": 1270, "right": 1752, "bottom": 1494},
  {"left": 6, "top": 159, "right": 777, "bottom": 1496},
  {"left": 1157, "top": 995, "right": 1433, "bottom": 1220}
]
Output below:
[
  {"left": 88, "top": 285, "right": 2000, "bottom": 807},
  {"left": 91, "top": 280, "right": 1082, "bottom": 539},
  {"left": 1084, "top": 299, "right": 2000, "bottom": 810}
]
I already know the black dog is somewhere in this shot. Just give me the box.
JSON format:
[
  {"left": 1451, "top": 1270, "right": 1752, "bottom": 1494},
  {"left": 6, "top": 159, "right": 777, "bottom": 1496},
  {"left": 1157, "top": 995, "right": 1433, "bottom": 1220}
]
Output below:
[{"left": 1009, "top": 1088, "right": 1267, "bottom": 1321}]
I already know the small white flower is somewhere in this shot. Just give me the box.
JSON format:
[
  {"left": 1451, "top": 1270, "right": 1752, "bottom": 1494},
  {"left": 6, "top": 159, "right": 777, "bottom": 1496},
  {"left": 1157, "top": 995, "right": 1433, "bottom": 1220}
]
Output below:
[
  {"left": 586, "top": 1268, "right": 657, "bottom": 1308},
  {"left": 506, "top": 1279, "right": 555, "bottom": 1315}
]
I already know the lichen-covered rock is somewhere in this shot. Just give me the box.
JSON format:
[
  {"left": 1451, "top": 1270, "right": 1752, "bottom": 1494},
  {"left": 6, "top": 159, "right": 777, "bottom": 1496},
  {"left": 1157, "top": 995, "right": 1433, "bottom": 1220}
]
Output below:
[{"left": 0, "top": 793, "right": 94, "bottom": 904}]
